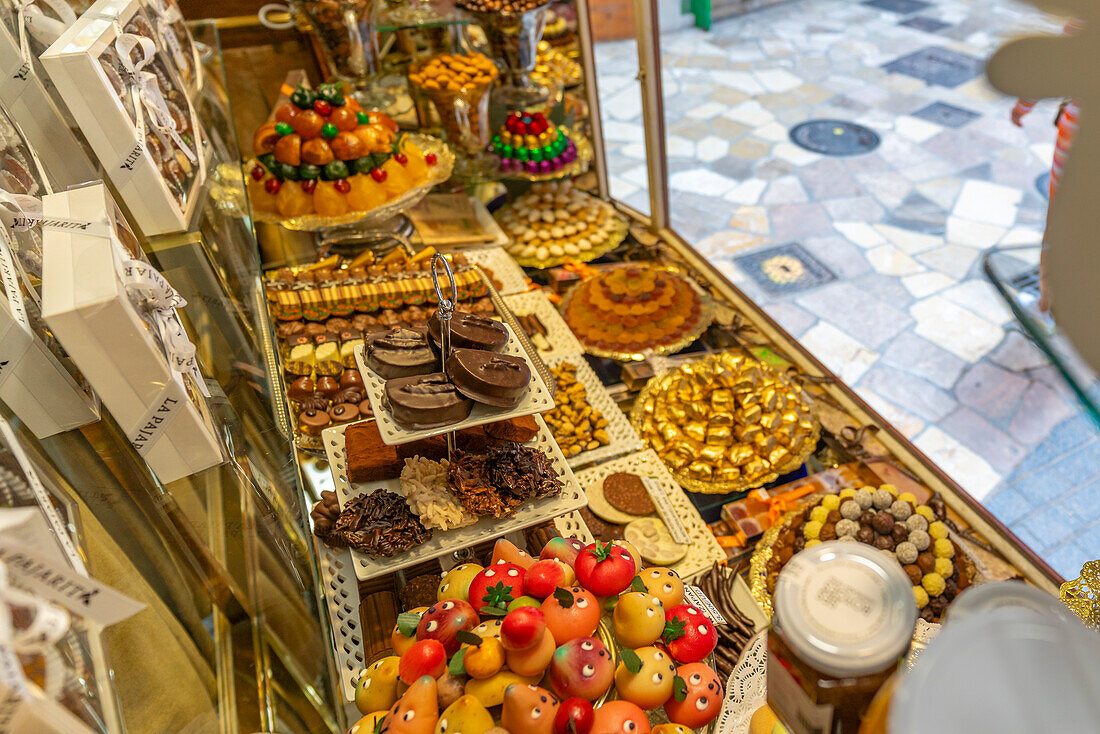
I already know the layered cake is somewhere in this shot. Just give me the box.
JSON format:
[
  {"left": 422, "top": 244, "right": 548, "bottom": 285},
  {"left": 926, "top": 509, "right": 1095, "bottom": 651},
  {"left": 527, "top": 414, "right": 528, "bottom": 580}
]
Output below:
[
  {"left": 490, "top": 111, "right": 576, "bottom": 175},
  {"left": 562, "top": 264, "right": 711, "bottom": 356}
]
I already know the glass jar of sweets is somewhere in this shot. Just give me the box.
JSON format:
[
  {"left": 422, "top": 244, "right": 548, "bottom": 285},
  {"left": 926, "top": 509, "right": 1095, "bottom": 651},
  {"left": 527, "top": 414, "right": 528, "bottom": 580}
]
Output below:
[{"left": 767, "top": 540, "right": 917, "bottom": 734}]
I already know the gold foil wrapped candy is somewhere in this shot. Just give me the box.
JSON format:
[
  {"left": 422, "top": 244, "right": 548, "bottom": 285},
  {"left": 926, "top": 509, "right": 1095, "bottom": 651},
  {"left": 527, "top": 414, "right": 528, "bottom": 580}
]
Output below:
[{"left": 630, "top": 351, "right": 821, "bottom": 493}]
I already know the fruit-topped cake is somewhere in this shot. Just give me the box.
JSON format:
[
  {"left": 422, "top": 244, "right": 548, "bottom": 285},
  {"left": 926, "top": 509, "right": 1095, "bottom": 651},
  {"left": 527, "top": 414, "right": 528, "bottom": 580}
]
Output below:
[
  {"left": 490, "top": 111, "right": 577, "bottom": 175},
  {"left": 562, "top": 264, "right": 712, "bottom": 356},
  {"left": 247, "top": 82, "right": 441, "bottom": 219}
]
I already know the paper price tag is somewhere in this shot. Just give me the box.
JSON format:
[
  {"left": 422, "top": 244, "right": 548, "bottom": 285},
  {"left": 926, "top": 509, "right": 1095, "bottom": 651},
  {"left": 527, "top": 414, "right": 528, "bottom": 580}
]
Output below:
[
  {"left": 684, "top": 585, "right": 728, "bottom": 626},
  {"left": 641, "top": 476, "right": 691, "bottom": 545}
]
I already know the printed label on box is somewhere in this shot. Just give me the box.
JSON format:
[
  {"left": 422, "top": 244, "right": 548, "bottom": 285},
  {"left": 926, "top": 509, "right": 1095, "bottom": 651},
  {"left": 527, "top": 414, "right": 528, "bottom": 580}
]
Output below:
[{"left": 126, "top": 382, "right": 187, "bottom": 456}]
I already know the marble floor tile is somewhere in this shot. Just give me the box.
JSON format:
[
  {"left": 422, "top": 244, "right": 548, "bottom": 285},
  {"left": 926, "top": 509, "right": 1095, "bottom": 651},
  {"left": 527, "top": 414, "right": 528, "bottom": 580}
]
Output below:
[
  {"left": 900, "top": 271, "right": 955, "bottom": 298},
  {"left": 909, "top": 295, "right": 1003, "bottom": 361},
  {"left": 913, "top": 426, "right": 1001, "bottom": 500},
  {"left": 669, "top": 168, "right": 741, "bottom": 196},
  {"left": 762, "top": 176, "right": 810, "bottom": 205},
  {"left": 724, "top": 179, "right": 770, "bottom": 204},
  {"left": 954, "top": 361, "right": 1031, "bottom": 421},
  {"left": 867, "top": 244, "right": 924, "bottom": 275},
  {"left": 881, "top": 330, "right": 967, "bottom": 388},
  {"left": 801, "top": 321, "right": 880, "bottom": 383},
  {"left": 835, "top": 221, "right": 887, "bottom": 248},
  {"left": 915, "top": 243, "right": 981, "bottom": 279},
  {"left": 946, "top": 216, "right": 1008, "bottom": 248}
]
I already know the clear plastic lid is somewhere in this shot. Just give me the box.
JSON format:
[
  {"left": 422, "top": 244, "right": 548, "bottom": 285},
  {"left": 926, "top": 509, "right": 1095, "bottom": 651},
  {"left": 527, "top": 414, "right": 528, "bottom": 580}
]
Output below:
[
  {"left": 891, "top": 605, "right": 1100, "bottom": 733},
  {"left": 945, "top": 580, "right": 1078, "bottom": 624},
  {"left": 773, "top": 540, "right": 917, "bottom": 677}
]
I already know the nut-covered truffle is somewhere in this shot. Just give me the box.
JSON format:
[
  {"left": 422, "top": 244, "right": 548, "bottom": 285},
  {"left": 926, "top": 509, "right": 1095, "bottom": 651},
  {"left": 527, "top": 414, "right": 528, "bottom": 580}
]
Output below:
[
  {"left": 921, "top": 572, "right": 946, "bottom": 596},
  {"left": 890, "top": 499, "right": 912, "bottom": 521},
  {"left": 895, "top": 541, "right": 918, "bottom": 565},
  {"left": 929, "top": 520, "right": 949, "bottom": 540},
  {"left": 836, "top": 518, "right": 859, "bottom": 538},
  {"left": 913, "top": 585, "right": 929, "bottom": 608},
  {"left": 840, "top": 499, "right": 862, "bottom": 520},
  {"left": 905, "top": 514, "right": 928, "bottom": 533},
  {"left": 872, "top": 489, "right": 893, "bottom": 510},
  {"left": 853, "top": 488, "right": 873, "bottom": 510},
  {"left": 934, "top": 557, "right": 954, "bottom": 578},
  {"left": 908, "top": 529, "right": 931, "bottom": 551},
  {"left": 933, "top": 538, "right": 955, "bottom": 558}
]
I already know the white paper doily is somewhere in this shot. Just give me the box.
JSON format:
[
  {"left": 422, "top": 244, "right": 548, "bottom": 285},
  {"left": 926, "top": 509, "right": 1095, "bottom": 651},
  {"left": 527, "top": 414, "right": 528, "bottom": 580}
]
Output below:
[{"left": 716, "top": 630, "right": 768, "bottom": 734}]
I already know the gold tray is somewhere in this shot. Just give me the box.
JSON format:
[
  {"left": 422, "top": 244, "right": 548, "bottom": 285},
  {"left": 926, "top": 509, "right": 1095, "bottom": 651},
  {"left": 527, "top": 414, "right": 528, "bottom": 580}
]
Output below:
[
  {"left": 628, "top": 353, "right": 820, "bottom": 494},
  {"left": 748, "top": 494, "right": 979, "bottom": 619},
  {"left": 249, "top": 134, "right": 454, "bottom": 232},
  {"left": 560, "top": 265, "right": 716, "bottom": 361},
  {"left": 510, "top": 210, "right": 629, "bottom": 270}
]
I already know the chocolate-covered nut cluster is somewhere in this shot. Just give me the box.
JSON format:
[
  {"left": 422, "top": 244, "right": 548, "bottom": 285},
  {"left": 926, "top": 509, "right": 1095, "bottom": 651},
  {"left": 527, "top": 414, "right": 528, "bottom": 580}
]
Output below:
[
  {"left": 457, "top": 0, "right": 548, "bottom": 13},
  {"left": 765, "top": 485, "right": 971, "bottom": 622}
]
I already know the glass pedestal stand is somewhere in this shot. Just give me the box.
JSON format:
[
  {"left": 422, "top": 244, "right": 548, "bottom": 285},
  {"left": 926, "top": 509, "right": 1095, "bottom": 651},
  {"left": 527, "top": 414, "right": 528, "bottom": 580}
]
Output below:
[
  {"left": 303, "top": 0, "right": 395, "bottom": 109},
  {"left": 465, "top": 5, "right": 553, "bottom": 109}
]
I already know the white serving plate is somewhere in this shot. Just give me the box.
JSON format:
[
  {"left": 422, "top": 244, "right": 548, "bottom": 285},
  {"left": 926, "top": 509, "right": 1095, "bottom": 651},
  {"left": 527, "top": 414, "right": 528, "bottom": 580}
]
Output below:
[
  {"left": 502, "top": 291, "right": 585, "bottom": 361},
  {"left": 355, "top": 321, "right": 554, "bottom": 446},
  {"left": 463, "top": 246, "right": 528, "bottom": 295},
  {"left": 321, "top": 414, "right": 587, "bottom": 581},
  {"left": 542, "top": 354, "right": 643, "bottom": 468}
]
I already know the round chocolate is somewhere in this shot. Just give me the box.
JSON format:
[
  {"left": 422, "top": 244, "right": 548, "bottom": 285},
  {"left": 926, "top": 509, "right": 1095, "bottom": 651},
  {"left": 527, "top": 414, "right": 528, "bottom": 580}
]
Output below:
[
  {"left": 367, "top": 327, "right": 438, "bottom": 379},
  {"left": 316, "top": 376, "right": 340, "bottom": 399},
  {"left": 856, "top": 526, "right": 875, "bottom": 544},
  {"left": 358, "top": 401, "right": 374, "bottom": 419},
  {"left": 277, "top": 321, "right": 305, "bottom": 339},
  {"left": 384, "top": 372, "right": 473, "bottom": 429},
  {"left": 929, "top": 596, "right": 949, "bottom": 617},
  {"left": 859, "top": 510, "right": 876, "bottom": 526},
  {"left": 447, "top": 349, "right": 532, "bottom": 408},
  {"left": 944, "top": 578, "right": 959, "bottom": 600},
  {"left": 286, "top": 376, "right": 314, "bottom": 402},
  {"left": 792, "top": 535, "right": 806, "bottom": 552},
  {"left": 826, "top": 509, "right": 841, "bottom": 524},
  {"left": 903, "top": 563, "right": 923, "bottom": 585},
  {"left": 917, "top": 551, "right": 936, "bottom": 574},
  {"left": 873, "top": 535, "right": 895, "bottom": 551},
  {"left": 429, "top": 311, "right": 509, "bottom": 352},
  {"left": 871, "top": 511, "right": 895, "bottom": 535},
  {"left": 891, "top": 524, "right": 909, "bottom": 544},
  {"left": 298, "top": 409, "right": 331, "bottom": 435},
  {"left": 920, "top": 606, "right": 935, "bottom": 623},
  {"left": 819, "top": 522, "right": 837, "bottom": 541},
  {"left": 332, "top": 387, "right": 365, "bottom": 405},
  {"left": 298, "top": 394, "right": 329, "bottom": 412},
  {"left": 329, "top": 403, "right": 358, "bottom": 424}
]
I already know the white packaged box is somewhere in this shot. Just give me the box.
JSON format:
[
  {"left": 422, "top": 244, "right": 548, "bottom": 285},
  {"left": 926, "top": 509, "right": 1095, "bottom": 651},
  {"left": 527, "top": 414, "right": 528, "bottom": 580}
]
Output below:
[
  {"left": 0, "top": 223, "right": 97, "bottom": 438},
  {"left": 0, "top": 0, "right": 99, "bottom": 189},
  {"left": 138, "top": 0, "right": 201, "bottom": 98},
  {"left": 41, "top": 183, "right": 223, "bottom": 483},
  {"left": 40, "top": 0, "right": 205, "bottom": 236}
]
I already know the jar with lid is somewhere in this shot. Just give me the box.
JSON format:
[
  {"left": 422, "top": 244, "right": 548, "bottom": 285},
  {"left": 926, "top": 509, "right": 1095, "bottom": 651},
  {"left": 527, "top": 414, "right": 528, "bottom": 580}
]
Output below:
[{"left": 767, "top": 540, "right": 917, "bottom": 734}]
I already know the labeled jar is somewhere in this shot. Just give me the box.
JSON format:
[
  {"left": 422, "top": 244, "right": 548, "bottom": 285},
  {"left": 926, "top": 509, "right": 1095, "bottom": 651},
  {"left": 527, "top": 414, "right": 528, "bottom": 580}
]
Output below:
[{"left": 768, "top": 541, "right": 916, "bottom": 734}]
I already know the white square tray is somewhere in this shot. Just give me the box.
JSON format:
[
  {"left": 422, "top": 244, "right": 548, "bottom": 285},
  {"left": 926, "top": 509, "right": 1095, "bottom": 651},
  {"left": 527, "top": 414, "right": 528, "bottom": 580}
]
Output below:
[
  {"left": 543, "top": 355, "right": 643, "bottom": 469},
  {"left": 463, "top": 247, "right": 528, "bottom": 295},
  {"left": 321, "top": 413, "right": 588, "bottom": 581},
  {"left": 573, "top": 450, "right": 726, "bottom": 582},
  {"left": 355, "top": 321, "right": 554, "bottom": 446},
  {"left": 502, "top": 291, "right": 585, "bottom": 361}
]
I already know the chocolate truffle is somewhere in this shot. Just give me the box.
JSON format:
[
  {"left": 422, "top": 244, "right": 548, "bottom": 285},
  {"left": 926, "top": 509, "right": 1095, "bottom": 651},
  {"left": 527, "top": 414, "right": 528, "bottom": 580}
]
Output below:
[
  {"left": 929, "top": 596, "right": 949, "bottom": 618},
  {"left": 792, "top": 535, "right": 806, "bottom": 552},
  {"left": 856, "top": 526, "right": 875, "bottom": 544},
  {"left": 891, "top": 524, "right": 909, "bottom": 545},
  {"left": 286, "top": 376, "right": 315, "bottom": 402},
  {"left": 332, "top": 387, "right": 365, "bottom": 405},
  {"left": 819, "top": 523, "right": 837, "bottom": 541},
  {"left": 917, "top": 551, "right": 936, "bottom": 574},
  {"left": 298, "top": 409, "right": 331, "bottom": 435},
  {"left": 316, "top": 376, "right": 340, "bottom": 399},
  {"left": 329, "top": 403, "right": 359, "bottom": 424},
  {"left": 873, "top": 535, "right": 894, "bottom": 551},
  {"left": 358, "top": 401, "right": 374, "bottom": 419},
  {"left": 384, "top": 372, "right": 473, "bottom": 429},
  {"left": 871, "top": 511, "right": 895, "bottom": 535},
  {"left": 903, "top": 563, "right": 923, "bottom": 585},
  {"left": 341, "top": 369, "right": 364, "bottom": 389},
  {"left": 826, "top": 509, "right": 842, "bottom": 524},
  {"left": 429, "top": 311, "right": 509, "bottom": 352},
  {"left": 447, "top": 349, "right": 532, "bottom": 408},
  {"left": 860, "top": 510, "right": 876, "bottom": 526},
  {"left": 367, "top": 327, "right": 438, "bottom": 379},
  {"left": 840, "top": 500, "right": 861, "bottom": 520}
]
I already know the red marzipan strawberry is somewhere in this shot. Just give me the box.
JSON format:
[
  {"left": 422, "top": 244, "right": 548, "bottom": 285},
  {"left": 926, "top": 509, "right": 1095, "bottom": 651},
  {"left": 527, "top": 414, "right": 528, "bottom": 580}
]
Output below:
[
  {"left": 573, "top": 541, "right": 635, "bottom": 597},
  {"left": 661, "top": 604, "right": 717, "bottom": 663}
]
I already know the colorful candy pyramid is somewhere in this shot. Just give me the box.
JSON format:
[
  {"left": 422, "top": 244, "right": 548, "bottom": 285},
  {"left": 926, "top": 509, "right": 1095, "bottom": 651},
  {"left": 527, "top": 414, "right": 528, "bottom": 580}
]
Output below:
[{"left": 490, "top": 111, "right": 577, "bottom": 175}]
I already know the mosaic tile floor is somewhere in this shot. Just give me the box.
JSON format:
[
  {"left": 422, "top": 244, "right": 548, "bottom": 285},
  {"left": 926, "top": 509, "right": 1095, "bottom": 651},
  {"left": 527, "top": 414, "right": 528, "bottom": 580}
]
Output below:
[{"left": 595, "top": 0, "right": 1099, "bottom": 580}]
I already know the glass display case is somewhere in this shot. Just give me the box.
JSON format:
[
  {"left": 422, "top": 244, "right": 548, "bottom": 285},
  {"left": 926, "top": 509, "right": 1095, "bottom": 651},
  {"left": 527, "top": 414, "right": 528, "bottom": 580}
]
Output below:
[{"left": 0, "top": 0, "right": 1073, "bottom": 732}]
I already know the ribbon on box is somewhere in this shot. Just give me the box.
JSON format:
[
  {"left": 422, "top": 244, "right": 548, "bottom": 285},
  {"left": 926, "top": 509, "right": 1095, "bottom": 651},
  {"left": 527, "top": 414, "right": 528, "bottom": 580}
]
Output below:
[
  {"left": 114, "top": 32, "right": 196, "bottom": 165},
  {"left": 0, "top": 561, "right": 71, "bottom": 699},
  {"left": 748, "top": 483, "right": 819, "bottom": 526},
  {"left": 11, "top": 0, "right": 76, "bottom": 80},
  {"left": 145, "top": 0, "right": 189, "bottom": 73}
]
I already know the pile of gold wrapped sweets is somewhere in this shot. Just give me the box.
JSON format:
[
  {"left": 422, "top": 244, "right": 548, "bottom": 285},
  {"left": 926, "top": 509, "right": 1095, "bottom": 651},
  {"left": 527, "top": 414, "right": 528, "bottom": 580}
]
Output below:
[{"left": 632, "top": 352, "right": 818, "bottom": 490}]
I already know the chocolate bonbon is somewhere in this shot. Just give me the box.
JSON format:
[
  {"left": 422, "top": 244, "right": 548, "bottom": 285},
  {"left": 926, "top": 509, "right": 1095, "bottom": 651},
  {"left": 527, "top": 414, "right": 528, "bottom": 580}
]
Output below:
[
  {"left": 446, "top": 349, "right": 531, "bottom": 408},
  {"left": 366, "top": 327, "right": 438, "bottom": 379},
  {"left": 384, "top": 372, "right": 473, "bottom": 429}
]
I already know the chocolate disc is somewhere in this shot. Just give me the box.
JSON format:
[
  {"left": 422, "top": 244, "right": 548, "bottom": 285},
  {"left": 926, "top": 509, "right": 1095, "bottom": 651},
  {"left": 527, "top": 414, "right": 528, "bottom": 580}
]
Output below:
[
  {"left": 384, "top": 372, "right": 472, "bottom": 430},
  {"left": 447, "top": 349, "right": 531, "bottom": 408},
  {"left": 602, "top": 472, "right": 655, "bottom": 515},
  {"left": 429, "top": 311, "right": 509, "bottom": 352}
]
